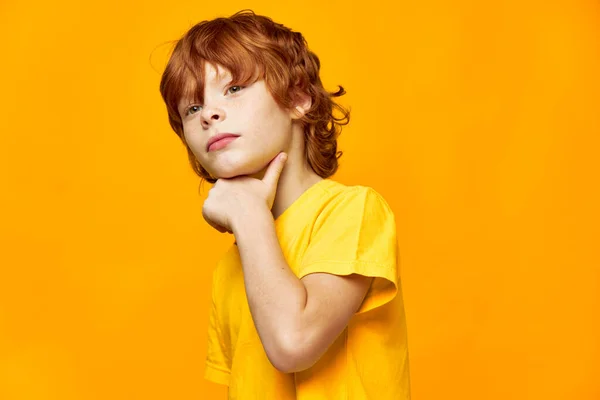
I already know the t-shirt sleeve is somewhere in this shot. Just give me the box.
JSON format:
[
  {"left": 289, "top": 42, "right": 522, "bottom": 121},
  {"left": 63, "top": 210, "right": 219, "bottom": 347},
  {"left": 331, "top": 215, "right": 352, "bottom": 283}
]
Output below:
[
  {"left": 204, "top": 269, "right": 231, "bottom": 386},
  {"left": 297, "top": 187, "right": 400, "bottom": 314}
]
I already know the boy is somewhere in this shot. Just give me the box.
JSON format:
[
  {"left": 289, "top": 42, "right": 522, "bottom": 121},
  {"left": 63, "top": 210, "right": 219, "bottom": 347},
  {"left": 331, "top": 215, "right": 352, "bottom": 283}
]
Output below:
[{"left": 159, "top": 9, "right": 411, "bottom": 399}]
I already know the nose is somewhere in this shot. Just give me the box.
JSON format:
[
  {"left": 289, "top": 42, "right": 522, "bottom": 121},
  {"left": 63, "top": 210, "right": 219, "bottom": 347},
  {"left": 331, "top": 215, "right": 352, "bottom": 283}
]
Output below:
[{"left": 200, "top": 105, "right": 226, "bottom": 128}]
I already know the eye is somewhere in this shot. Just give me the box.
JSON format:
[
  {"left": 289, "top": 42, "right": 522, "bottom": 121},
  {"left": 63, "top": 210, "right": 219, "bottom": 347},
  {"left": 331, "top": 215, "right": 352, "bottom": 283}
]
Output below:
[
  {"left": 227, "top": 85, "right": 244, "bottom": 94},
  {"left": 185, "top": 105, "right": 202, "bottom": 116}
]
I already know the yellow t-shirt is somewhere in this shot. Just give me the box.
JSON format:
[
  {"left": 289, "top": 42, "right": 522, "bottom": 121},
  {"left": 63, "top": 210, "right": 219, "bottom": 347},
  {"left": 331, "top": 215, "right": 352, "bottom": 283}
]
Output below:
[{"left": 204, "top": 178, "right": 411, "bottom": 399}]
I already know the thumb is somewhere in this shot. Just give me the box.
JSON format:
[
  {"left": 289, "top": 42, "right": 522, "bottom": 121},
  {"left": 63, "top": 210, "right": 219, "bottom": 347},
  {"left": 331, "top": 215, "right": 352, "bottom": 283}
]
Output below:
[{"left": 262, "top": 152, "right": 287, "bottom": 189}]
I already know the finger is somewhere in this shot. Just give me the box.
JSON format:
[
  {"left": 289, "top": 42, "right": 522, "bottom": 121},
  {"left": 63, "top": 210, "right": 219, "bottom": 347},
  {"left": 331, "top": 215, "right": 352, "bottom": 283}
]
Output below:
[
  {"left": 216, "top": 224, "right": 232, "bottom": 234},
  {"left": 212, "top": 222, "right": 227, "bottom": 233},
  {"left": 262, "top": 152, "right": 287, "bottom": 189},
  {"left": 204, "top": 213, "right": 227, "bottom": 233}
]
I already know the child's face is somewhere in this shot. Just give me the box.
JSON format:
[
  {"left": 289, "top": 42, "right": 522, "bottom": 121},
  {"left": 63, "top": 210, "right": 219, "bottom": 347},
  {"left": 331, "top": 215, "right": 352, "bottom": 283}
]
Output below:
[{"left": 178, "top": 62, "right": 295, "bottom": 180}]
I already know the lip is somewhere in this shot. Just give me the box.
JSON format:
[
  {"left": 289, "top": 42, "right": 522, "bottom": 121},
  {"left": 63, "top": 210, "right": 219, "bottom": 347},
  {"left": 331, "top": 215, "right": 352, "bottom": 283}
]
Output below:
[{"left": 206, "top": 133, "right": 240, "bottom": 152}]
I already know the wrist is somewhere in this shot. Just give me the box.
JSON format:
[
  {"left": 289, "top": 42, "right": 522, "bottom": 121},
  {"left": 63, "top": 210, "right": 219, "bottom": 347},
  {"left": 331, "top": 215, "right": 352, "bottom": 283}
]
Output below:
[{"left": 231, "top": 202, "right": 273, "bottom": 236}]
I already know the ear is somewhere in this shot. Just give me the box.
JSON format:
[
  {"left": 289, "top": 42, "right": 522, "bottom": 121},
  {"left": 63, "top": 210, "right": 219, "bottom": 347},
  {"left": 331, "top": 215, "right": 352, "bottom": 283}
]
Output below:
[{"left": 290, "top": 91, "right": 312, "bottom": 120}]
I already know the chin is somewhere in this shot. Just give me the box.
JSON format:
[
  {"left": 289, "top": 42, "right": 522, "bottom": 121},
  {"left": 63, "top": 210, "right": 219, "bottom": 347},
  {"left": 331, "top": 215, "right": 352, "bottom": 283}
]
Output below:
[{"left": 206, "top": 154, "right": 270, "bottom": 179}]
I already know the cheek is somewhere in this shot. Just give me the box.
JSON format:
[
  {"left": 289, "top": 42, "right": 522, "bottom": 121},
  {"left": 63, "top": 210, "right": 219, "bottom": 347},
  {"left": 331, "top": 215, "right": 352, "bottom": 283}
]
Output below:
[
  {"left": 183, "top": 129, "right": 203, "bottom": 155},
  {"left": 251, "top": 103, "right": 292, "bottom": 135}
]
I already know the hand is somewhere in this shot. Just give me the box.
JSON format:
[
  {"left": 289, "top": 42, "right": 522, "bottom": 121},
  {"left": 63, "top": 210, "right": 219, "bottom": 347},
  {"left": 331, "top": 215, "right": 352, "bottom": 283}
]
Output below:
[{"left": 202, "top": 152, "right": 288, "bottom": 234}]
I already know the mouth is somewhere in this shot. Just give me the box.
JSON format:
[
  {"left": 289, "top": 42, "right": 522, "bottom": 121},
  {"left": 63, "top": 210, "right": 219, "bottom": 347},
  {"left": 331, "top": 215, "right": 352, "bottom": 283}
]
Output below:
[{"left": 206, "top": 134, "right": 240, "bottom": 152}]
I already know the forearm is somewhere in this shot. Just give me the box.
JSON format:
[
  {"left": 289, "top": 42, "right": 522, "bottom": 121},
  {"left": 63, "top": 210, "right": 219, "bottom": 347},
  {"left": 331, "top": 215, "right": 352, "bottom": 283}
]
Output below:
[{"left": 232, "top": 206, "right": 307, "bottom": 367}]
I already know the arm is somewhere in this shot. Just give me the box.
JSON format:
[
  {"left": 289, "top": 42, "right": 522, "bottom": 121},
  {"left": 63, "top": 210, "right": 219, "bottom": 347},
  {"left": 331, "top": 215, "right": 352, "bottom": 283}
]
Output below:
[{"left": 232, "top": 206, "right": 372, "bottom": 373}]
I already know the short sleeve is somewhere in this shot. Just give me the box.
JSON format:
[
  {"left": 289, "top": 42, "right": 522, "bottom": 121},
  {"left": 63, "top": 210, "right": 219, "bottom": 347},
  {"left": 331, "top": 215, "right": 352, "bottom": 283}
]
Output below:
[
  {"left": 298, "top": 187, "right": 399, "bottom": 314},
  {"left": 204, "top": 269, "right": 231, "bottom": 386}
]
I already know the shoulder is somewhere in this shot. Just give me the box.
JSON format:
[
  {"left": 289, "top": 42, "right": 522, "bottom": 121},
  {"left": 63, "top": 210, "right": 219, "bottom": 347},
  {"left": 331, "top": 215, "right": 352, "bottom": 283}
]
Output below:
[
  {"left": 321, "top": 180, "right": 391, "bottom": 206},
  {"left": 315, "top": 181, "right": 395, "bottom": 226}
]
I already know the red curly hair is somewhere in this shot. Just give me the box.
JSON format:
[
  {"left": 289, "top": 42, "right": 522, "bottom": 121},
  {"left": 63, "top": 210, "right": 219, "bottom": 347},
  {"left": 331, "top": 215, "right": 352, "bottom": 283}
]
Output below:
[{"left": 159, "top": 9, "right": 350, "bottom": 184}]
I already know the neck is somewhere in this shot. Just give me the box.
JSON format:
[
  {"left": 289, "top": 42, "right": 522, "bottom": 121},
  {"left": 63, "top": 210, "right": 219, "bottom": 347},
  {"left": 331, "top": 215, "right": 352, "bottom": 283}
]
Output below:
[
  {"left": 271, "top": 160, "right": 323, "bottom": 221},
  {"left": 250, "top": 124, "right": 324, "bottom": 221}
]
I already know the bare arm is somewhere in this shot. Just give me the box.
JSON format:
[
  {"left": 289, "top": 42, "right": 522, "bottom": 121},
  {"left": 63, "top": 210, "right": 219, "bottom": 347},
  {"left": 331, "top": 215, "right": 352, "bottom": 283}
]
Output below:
[{"left": 232, "top": 207, "right": 372, "bottom": 373}]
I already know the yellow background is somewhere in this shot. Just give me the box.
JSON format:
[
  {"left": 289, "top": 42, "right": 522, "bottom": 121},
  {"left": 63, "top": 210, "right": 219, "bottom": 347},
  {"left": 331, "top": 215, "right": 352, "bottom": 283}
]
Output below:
[{"left": 1, "top": 0, "right": 599, "bottom": 399}]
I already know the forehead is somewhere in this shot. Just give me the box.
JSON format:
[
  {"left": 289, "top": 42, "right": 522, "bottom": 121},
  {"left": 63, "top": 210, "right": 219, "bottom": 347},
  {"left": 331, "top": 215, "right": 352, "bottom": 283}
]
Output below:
[
  {"left": 177, "top": 63, "right": 232, "bottom": 109},
  {"left": 204, "top": 63, "right": 231, "bottom": 81}
]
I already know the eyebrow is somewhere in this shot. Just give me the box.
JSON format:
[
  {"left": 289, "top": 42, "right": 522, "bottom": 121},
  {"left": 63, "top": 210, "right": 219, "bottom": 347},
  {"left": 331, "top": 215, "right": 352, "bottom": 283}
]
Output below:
[{"left": 177, "top": 70, "right": 236, "bottom": 113}]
